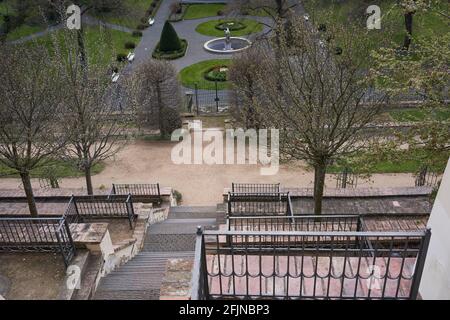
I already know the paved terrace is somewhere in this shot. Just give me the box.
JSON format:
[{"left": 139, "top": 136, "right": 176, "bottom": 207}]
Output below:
[
  {"left": 224, "top": 187, "right": 432, "bottom": 215},
  {"left": 0, "top": 187, "right": 172, "bottom": 216}
]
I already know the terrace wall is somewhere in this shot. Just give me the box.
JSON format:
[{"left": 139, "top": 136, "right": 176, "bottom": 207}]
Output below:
[{"left": 420, "top": 159, "right": 450, "bottom": 299}]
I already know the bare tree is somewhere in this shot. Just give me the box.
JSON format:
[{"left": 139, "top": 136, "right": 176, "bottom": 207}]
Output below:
[
  {"left": 230, "top": 0, "right": 298, "bottom": 20},
  {"left": 54, "top": 28, "right": 127, "bottom": 195},
  {"left": 233, "top": 18, "right": 386, "bottom": 214},
  {"left": 130, "top": 59, "right": 182, "bottom": 138},
  {"left": 0, "top": 45, "right": 67, "bottom": 216},
  {"left": 229, "top": 0, "right": 299, "bottom": 38},
  {"left": 229, "top": 47, "right": 268, "bottom": 129}
]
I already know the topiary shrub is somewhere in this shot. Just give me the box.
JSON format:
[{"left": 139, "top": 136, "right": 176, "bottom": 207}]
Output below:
[
  {"left": 137, "top": 24, "right": 147, "bottom": 30},
  {"left": 159, "top": 21, "right": 181, "bottom": 53},
  {"left": 132, "top": 30, "right": 143, "bottom": 37},
  {"left": 124, "top": 41, "right": 136, "bottom": 49},
  {"left": 217, "top": 10, "right": 224, "bottom": 16}
]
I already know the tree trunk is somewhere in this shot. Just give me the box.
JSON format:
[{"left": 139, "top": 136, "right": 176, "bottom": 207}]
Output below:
[
  {"left": 403, "top": 12, "right": 414, "bottom": 50},
  {"left": 84, "top": 165, "right": 93, "bottom": 195},
  {"left": 156, "top": 82, "right": 164, "bottom": 137},
  {"left": 77, "top": 25, "right": 88, "bottom": 72},
  {"left": 313, "top": 161, "right": 327, "bottom": 215},
  {"left": 20, "top": 171, "right": 38, "bottom": 217}
]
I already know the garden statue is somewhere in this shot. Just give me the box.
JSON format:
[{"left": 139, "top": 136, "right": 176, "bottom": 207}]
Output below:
[{"left": 224, "top": 27, "right": 232, "bottom": 50}]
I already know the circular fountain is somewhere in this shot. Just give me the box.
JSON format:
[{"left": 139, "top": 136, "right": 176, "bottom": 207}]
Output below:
[{"left": 204, "top": 27, "right": 252, "bottom": 54}]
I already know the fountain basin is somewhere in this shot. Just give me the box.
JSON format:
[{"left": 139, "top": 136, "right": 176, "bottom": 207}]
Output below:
[{"left": 204, "top": 37, "right": 252, "bottom": 54}]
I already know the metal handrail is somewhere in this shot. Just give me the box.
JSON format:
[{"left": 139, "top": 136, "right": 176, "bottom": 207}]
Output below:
[
  {"left": 193, "top": 228, "right": 432, "bottom": 300},
  {"left": 0, "top": 216, "right": 76, "bottom": 268}
]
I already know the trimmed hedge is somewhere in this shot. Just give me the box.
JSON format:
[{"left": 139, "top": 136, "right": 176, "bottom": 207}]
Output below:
[
  {"left": 152, "top": 39, "right": 188, "bottom": 60},
  {"left": 204, "top": 66, "right": 228, "bottom": 82},
  {"left": 125, "top": 41, "right": 136, "bottom": 49},
  {"left": 117, "top": 53, "right": 127, "bottom": 62},
  {"left": 215, "top": 20, "right": 246, "bottom": 31}
]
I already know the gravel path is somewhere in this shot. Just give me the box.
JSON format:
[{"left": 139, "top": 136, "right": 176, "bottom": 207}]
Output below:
[{"left": 0, "top": 141, "right": 417, "bottom": 205}]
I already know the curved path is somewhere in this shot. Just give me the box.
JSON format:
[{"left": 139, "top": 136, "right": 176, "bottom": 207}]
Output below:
[{"left": 125, "top": 0, "right": 273, "bottom": 74}]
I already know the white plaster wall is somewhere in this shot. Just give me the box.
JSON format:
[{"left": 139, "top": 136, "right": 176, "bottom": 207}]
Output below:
[{"left": 419, "top": 158, "right": 450, "bottom": 299}]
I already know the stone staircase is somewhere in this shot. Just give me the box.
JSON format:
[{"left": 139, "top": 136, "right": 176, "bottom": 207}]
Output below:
[{"left": 92, "top": 205, "right": 220, "bottom": 300}]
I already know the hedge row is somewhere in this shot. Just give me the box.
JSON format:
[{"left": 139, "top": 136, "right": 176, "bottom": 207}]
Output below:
[{"left": 152, "top": 39, "right": 188, "bottom": 60}]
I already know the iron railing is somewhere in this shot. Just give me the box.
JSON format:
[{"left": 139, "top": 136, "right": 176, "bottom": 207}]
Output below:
[
  {"left": 110, "top": 183, "right": 162, "bottom": 203},
  {"left": 0, "top": 216, "right": 76, "bottom": 267},
  {"left": 228, "top": 215, "right": 363, "bottom": 233},
  {"left": 415, "top": 166, "right": 440, "bottom": 188},
  {"left": 63, "top": 194, "right": 136, "bottom": 229},
  {"left": 192, "top": 227, "right": 431, "bottom": 300},
  {"left": 227, "top": 192, "right": 293, "bottom": 218},
  {"left": 231, "top": 183, "right": 281, "bottom": 194}
]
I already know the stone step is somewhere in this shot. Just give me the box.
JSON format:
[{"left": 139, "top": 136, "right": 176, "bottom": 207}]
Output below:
[
  {"left": 143, "top": 234, "right": 197, "bottom": 252},
  {"left": 93, "top": 290, "right": 159, "bottom": 300},
  {"left": 148, "top": 219, "right": 217, "bottom": 234},
  {"left": 168, "top": 206, "right": 218, "bottom": 219},
  {"left": 71, "top": 252, "right": 103, "bottom": 300}
]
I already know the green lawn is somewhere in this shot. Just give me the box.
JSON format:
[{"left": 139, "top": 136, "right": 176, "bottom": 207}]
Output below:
[
  {"left": 195, "top": 18, "right": 263, "bottom": 37},
  {"left": 389, "top": 109, "right": 450, "bottom": 122},
  {"left": 0, "top": 160, "right": 105, "bottom": 178},
  {"left": 304, "top": 0, "right": 449, "bottom": 51},
  {"left": 328, "top": 157, "right": 423, "bottom": 174},
  {"left": 183, "top": 4, "right": 226, "bottom": 20},
  {"left": 92, "top": 0, "right": 154, "bottom": 29},
  {"left": 328, "top": 149, "right": 448, "bottom": 174},
  {"left": 6, "top": 25, "right": 44, "bottom": 41},
  {"left": 31, "top": 26, "right": 136, "bottom": 69},
  {"left": 1, "top": 0, "right": 48, "bottom": 41},
  {"left": 179, "top": 59, "right": 232, "bottom": 90}
]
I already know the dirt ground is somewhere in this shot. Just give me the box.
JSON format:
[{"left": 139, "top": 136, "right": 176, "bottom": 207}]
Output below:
[
  {"left": 0, "top": 140, "right": 416, "bottom": 205},
  {"left": 0, "top": 253, "right": 66, "bottom": 300}
]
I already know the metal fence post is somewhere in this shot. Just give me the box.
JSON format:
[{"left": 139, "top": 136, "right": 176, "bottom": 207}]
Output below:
[
  {"left": 194, "top": 83, "right": 199, "bottom": 115},
  {"left": 214, "top": 80, "right": 219, "bottom": 113},
  {"left": 410, "top": 228, "right": 432, "bottom": 299}
]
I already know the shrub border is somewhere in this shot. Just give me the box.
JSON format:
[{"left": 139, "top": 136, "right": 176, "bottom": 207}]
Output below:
[
  {"left": 152, "top": 39, "right": 188, "bottom": 60},
  {"left": 214, "top": 20, "right": 247, "bottom": 31},
  {"left": 203, "top": 65, "right": 229, "bottom": 82}
]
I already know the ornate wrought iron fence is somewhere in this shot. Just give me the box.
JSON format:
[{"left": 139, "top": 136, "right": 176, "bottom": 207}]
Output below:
[
  {"left": 228, "top": 215, "right": 363, "bottom": 233},
  {"left": 110, "top": 183, "right": 162, "bottom": 204},
  {"left": 192, "top": 227, "right": 431, "bottom": 300},
  {"left": 227, "top": 192, "right": 293, "bottom": 217},
  {"left": 191, "top": 82, "right": 231, "bottom": 115},
  {"left": 0, "top": 217, "right": 76, "bottom": 267},
  {"left": 63, "top": 194, "right": 136, "bottom": 229},
  {"left": 231, "top": 183, "right": 281, "bottom": 194}
]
